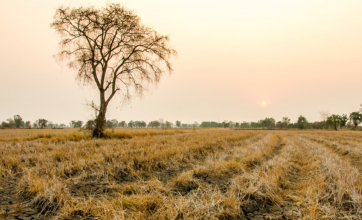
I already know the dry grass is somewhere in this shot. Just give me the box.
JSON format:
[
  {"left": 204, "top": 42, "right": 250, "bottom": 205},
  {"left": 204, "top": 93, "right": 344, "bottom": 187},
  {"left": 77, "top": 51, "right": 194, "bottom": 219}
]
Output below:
[{"left": 0, "top": 128, "right": 361, "bottom": 219}]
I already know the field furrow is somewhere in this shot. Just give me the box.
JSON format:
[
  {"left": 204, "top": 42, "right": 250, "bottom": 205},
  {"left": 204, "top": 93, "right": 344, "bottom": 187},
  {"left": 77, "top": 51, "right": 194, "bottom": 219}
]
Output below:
[
  {"left": 300, "top": 133, "right": 362, "bottom": 173},
  {"left": 296, "top": 135, "right": 362, "bottom": 218}
]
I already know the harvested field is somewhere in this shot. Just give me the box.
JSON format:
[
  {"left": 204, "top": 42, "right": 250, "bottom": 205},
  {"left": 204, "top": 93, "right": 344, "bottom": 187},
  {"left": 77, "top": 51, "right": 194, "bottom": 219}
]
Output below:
[{"left": 0, "top": 128, "right": 361, "bottom": 219}]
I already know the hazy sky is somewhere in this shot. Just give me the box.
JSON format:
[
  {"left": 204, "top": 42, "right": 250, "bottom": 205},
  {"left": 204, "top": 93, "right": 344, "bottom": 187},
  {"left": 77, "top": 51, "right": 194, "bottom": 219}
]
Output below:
[{"left": 1, "top": 0, "right": 361, "bottom": 124}]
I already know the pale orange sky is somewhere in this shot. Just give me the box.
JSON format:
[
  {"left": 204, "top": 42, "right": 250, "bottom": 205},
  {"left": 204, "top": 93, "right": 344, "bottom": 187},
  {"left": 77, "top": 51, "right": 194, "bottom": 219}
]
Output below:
[{"left": 0, "top": 0, "right": 361, "bottom": 124}]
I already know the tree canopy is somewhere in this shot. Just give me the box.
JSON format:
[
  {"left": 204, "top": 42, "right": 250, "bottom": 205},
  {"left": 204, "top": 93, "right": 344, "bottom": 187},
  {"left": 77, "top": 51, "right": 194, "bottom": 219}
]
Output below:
[
  {"left": 327, "top": 114, "right": 342, "bottom": 131},
  {"left": 349, "top": 112, "right": 362, "bottom": 128}
]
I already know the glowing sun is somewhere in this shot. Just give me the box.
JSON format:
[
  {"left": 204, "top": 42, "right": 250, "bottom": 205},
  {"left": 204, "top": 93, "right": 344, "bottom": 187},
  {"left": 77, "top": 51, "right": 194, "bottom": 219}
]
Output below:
[{"left": 262, "top": 101, "right": 266, "bottom": 106}]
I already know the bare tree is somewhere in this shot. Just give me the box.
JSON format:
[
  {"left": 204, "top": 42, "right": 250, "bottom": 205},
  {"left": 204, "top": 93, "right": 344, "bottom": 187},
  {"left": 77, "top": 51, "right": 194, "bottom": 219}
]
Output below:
[
  {"left": 51, "top": 4, "right": 176, "bottom": 138},
  {"left": 159, "top": 118, "right": 164, "bottom": 128},
  {"left": 319, "top": 111, "right": 330, "bottom": 121}
]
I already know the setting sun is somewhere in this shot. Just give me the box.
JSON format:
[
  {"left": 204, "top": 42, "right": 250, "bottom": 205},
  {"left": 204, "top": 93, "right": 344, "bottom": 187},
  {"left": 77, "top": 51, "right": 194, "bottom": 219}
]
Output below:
[{"left": 262, "top": 102, "right": 266, "bottom": 106}]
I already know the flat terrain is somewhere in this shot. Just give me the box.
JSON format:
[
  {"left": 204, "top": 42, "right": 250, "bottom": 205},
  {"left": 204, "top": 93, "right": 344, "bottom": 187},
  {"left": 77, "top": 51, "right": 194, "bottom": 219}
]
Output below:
[{"left": 0, "top": 128, "right": 361, "bottom": 219}]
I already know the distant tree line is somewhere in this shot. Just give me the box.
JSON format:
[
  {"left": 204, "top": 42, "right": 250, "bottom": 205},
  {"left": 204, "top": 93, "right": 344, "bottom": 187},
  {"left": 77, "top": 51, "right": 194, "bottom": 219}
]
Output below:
[
  {"left": 1, "top": 115, "right": 65, "bottom": 129},
  {"left": 200, "top": 105, "right": 362, "bottom": 131},
  {"left": 0, "top": 116, "right": 192, "bottom": 129},
  {"left": 1, "top": 105, "right": 361, "bottom": 131},
  {"left": 200, "top": 114, "right": 359, "bottom": 131},
  {"left": 86, "top": 119, "right": 197, "bottom": 129}
]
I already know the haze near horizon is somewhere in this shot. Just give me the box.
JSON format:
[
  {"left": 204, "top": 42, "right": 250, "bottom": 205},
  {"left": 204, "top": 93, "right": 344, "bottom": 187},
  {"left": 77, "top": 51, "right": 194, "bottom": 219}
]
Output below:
[{"left": 0, "top": 0, "right": 361, "bottom": 124}]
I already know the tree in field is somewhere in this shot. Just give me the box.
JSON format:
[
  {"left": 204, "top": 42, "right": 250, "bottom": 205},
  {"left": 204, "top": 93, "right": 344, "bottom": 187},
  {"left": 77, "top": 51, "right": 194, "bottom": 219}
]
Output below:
[
  {"left": 261, "top": 117, "right": 276, "bottom": 129},
  {"left": 1, "top": 119, "right": 14, "bottom": 128},
  {"left": 118, "top": 121, "right": 126, "bottom": 127},
  {"left": 148, "top": 120, "right": 160, "bottom": 128},
  {"left": 176, "top": 120, "right": 181, "bottom": 128},
  {"left": 37, "top": 119, "right": 48, "bottom": 129},
  {"left": 14, "top": 115, "right": 24, "bottom": 128},
  {"left": 276, "top": 117, "right": 290, "bottom": 129},
  {"left": 7, "top": 118, "right": 15, "bottom": 128},
  {"left": 85, "top": 120, "right": 96, "bottom": 129},
  {"left": 222, "top": 121, "right": 230, "bottom": 128},
  {"left": 134, "top": 121, "right": 143, "bottom": 128},
  {"left": 110, "top": 119, "right": 119, "bottom": 127},
  {"left": 71, "top": 120, "right": 83, "bottom": 128},
  {"left": 250, "top": 121, "right": 261, "bottom": 128},
  {"left": 128, "top": 120, "right": 134, "bottom": 128},
  {"left": 105, "top": 119, "right": 118, "bottom": 128},
  {"left": 240, "top": 121, "right": 250, "bottom": 128},
  {"left": 153, "top": 121, "right": 160, "bottom": 128},
  {"left": 165, "top": 121, "right": 172, "bottom": 128},
  {"left": 200, "top": 121, "right": 223, "bottom": 128},
  {"left": 349, "top": 112, "right": 362, "bottom": 129},
  {"left": 281, "top": 117, "right": 290, "bottom": 128},
  {"left": 105, "top": 120, "right": 113, "bottom": 128},
  {"left": 32, "top": 122, "right": 38, "bottom": 128},
  {"left": 340, "top": 114, "right": 348, "bottom": 127},
  {"left": 297, "top": 115, "right": 308, "bottom": 124},
  {"left": 140, "top": 121, "right": 146, "bottom": 128},
  {"left": 51, "top": 4, "right": 176, "bottom": 138},
  {"left": 25, "top": 121, "right": 31, "bottom": 129},
  {"left": 297, "top": 115, "right": 308, "bottom": 129},
  {"left": 47, "top": 121, "right": 55, "bottom": 128},
  {"left": 326, "top": 114, "right": 342, "bottom": 131}
]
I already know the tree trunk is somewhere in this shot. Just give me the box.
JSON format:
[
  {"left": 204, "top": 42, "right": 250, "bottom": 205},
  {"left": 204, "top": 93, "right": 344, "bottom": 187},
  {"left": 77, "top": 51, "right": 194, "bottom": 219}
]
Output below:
[{"left": 92, "top": 93, "right": 107, "bottom": 138}]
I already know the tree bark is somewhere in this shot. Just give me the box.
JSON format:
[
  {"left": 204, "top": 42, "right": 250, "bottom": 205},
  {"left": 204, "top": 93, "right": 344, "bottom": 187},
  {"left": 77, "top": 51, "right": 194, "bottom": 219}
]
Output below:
[{"left": 92, "top": 92, "right": 107, "bottom": 138}]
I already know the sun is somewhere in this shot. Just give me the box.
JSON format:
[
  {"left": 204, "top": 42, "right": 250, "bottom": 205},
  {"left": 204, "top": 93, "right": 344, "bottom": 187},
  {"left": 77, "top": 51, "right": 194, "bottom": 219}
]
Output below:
[{"left": 262, "top": 101, "right": 266, "bottom": 106}]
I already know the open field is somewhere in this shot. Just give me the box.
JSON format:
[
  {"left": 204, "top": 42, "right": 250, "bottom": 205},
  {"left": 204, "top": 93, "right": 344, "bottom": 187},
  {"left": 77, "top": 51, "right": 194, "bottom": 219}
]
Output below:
[{"left": 0, "top": 128, "right": 361, "bottom": 219}]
